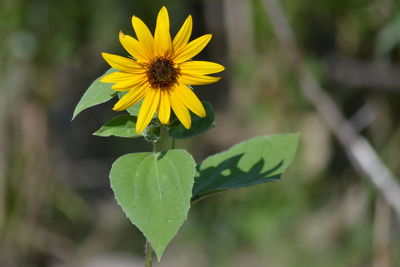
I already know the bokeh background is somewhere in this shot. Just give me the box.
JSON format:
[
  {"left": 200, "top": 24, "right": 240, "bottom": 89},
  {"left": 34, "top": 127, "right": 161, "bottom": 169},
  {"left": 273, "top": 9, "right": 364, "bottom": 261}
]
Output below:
[{"left": 1, "top": 0, "right": 400, "bottom": 266}]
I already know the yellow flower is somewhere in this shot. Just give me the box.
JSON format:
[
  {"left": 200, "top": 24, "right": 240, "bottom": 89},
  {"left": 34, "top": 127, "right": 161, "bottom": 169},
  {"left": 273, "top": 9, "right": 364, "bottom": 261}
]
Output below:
[{"left": 101, "top": 6, "right": 224, "bottom": 133}]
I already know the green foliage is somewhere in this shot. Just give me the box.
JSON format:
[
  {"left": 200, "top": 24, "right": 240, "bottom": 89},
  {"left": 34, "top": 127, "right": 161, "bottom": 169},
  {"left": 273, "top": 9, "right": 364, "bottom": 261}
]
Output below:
[
  {"left": 71, "top": 57, "right": 299, "bottom": 263},
  {"left": 93, "top": 115, "right": 141, "bottom": 138},
  {"left": 193, "top": 134, "right": 299, "bottom": 199},
  {"left": 109, "top": 150, "right": 196, "bottom": 260},
  {"left": 72, "top": 68, "right": 117, "bottom": 120},
  {"left": 10, "top": 0, "right": 400, "bottom": 265},
  {"left": 107, "top": 132, "right": 299, "bottom": 258},
  {"left": 169, "top": 102, "right": 215, "bottom": 139},
  {"left": 375, "top": 14, "right": 400, "bottom": 57}
]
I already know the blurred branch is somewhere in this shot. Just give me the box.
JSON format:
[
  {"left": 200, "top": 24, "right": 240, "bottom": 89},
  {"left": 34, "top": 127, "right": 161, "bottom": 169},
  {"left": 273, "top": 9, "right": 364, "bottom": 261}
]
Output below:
[
  {"left": 324, "top": 55, "right": 400, "bottom": 91},
  {"left": 373, "top": 197, "right": 392, "bottom": 267},
  {"left": 0, "top": 98, "right": 5, "bottom": 236},
  {"left": 261, "top": 0, "right": 400, "bottom": 220},
  {"left": 222, "top": 0, "right": 259, "bottom": 113},
  {"left": 349, "top": 102, "right": 377, "bottom": 133},
  {"left": 222, "top": 0, "right": 255, "bottom": 59}
]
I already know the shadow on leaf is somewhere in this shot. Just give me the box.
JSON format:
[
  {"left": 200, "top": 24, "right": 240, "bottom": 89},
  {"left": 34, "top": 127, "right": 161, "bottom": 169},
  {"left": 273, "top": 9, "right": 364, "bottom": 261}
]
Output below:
[{"left": 192, "top": 153, "right": 283, "bottom": 200}]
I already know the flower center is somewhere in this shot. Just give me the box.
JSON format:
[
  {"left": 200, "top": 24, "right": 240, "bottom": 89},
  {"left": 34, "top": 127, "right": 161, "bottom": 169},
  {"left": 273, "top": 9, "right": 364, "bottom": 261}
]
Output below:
[{"left": 146, "top": 57, "right": 179, "bottom": 89}]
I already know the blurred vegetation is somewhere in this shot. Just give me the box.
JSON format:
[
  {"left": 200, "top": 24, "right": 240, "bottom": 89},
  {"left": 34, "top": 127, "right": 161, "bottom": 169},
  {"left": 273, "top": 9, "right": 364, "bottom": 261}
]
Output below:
[{"left": 1, "top": 0, "right": 400, "bottom": 266}]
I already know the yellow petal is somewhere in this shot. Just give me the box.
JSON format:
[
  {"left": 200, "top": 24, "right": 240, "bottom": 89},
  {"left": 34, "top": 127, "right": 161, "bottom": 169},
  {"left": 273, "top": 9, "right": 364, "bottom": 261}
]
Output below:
[
  {"left": 173, "top": 34, "right": 212, "bottom": 64},
  {"left": 179, "top": 73, "right": 221, "bottom": 85},
  {"left": 100, "top": 71, "right": 137, "bottom": 83},
  {"left": 119, "top": 31, "right": 151, "bottom": 62},
  {"left": 132, "top": 16, "right": 155, "bottom": 58},
  {"left": 180, "top": 61, "right": 225, "bottom": 75},
  {"left": 169, "top": 91, "right": 191, "bottom": 129},
  {"left": 174, "top": 84, "right": 206, "bottom": 117},
  {"left": 154, "top": 6, "right": 172, "bottom": 56},
  {"left": 102, "top": 53, "right": 143, "bottom": 73},
  {"left": 157, "top": 90, "right": 171, "bottom": 124},
  {"left": 136, "top": 89, "right": 160, "bottom": 133},
  {"left": 111, "top": 74, "right": 147, "bottom": 91},
  {"left": 172, "top": 15, "right": 192, "bottom": 55},
  {"left": 113, "top": 83, "right": 149, "bottom": 111}
]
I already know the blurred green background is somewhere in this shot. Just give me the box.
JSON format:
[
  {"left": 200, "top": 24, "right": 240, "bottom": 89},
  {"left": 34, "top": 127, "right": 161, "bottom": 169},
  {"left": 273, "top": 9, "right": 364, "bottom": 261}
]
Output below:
[{"left": 1, "top": 0, "right": 400, "bottom": 266}]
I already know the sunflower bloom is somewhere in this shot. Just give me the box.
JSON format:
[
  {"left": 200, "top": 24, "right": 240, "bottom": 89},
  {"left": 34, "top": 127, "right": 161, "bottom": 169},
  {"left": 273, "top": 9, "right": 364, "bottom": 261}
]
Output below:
[{"left": 101, "top": 6, "right": 224, "bottom": 133}]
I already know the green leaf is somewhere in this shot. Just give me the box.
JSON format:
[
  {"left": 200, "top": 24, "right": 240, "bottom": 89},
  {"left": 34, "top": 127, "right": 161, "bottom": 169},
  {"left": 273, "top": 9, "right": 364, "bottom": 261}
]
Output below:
[
  {"left": 193, "top": 133, "right": 299, "bottom": 199},
  {"left": 109, "top": 150, "right": 196, "bottom": 260},
  {"left": 72, "top": 68, "right": 117, "bottom": 120},
  {"left": 92, "top": 115, "right": 141, "bottom": 138},
  {"left": 169, "top": 102, "right": 215, "bottom": 139}
]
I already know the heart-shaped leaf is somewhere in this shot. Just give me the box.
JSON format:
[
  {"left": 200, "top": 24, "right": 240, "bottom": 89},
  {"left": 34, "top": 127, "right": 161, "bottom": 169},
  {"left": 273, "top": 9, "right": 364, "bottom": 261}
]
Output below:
[
  {"left": 193, "top": 133, "right": 299, "bottom": 199},
  {"left": 109, "top": 149, "right": 196, "bottom": 260},
  {"left": 72, "top": 68, "right": 117, "bottom": 120}
]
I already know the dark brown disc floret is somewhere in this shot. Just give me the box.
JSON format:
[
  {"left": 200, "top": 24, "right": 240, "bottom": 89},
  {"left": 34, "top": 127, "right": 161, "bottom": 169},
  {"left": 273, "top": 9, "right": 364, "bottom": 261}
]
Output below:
[{"left": 146, "top": 57, "right": 180, "bottom": 90}]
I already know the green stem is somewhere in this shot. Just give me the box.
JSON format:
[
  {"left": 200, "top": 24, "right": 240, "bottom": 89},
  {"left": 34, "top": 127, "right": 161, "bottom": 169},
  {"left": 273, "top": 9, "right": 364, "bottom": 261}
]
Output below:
[
  {"left": 152, "top": 140, "right": 157, "bottom": 153},
  {"left": 171, "top": 137, "right": 176, "bottom": 149},
  {"left": 145, "top": 239, "right": 153, "bottom": 267}
]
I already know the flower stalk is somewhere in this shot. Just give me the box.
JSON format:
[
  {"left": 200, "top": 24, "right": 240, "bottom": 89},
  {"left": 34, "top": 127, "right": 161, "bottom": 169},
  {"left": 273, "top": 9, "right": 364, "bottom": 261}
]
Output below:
[{"left": 144, "top": 239, "right": 153, "bottom": 267}]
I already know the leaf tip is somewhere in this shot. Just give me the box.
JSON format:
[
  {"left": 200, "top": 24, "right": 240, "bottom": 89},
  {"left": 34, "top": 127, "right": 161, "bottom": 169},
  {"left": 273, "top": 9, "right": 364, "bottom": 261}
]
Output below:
[
  {"left": 92, "top": 131, "right": 103, "bottom": 137},
  {"left": 71, "top": 106, "right": 81, "bottom": 121}
]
